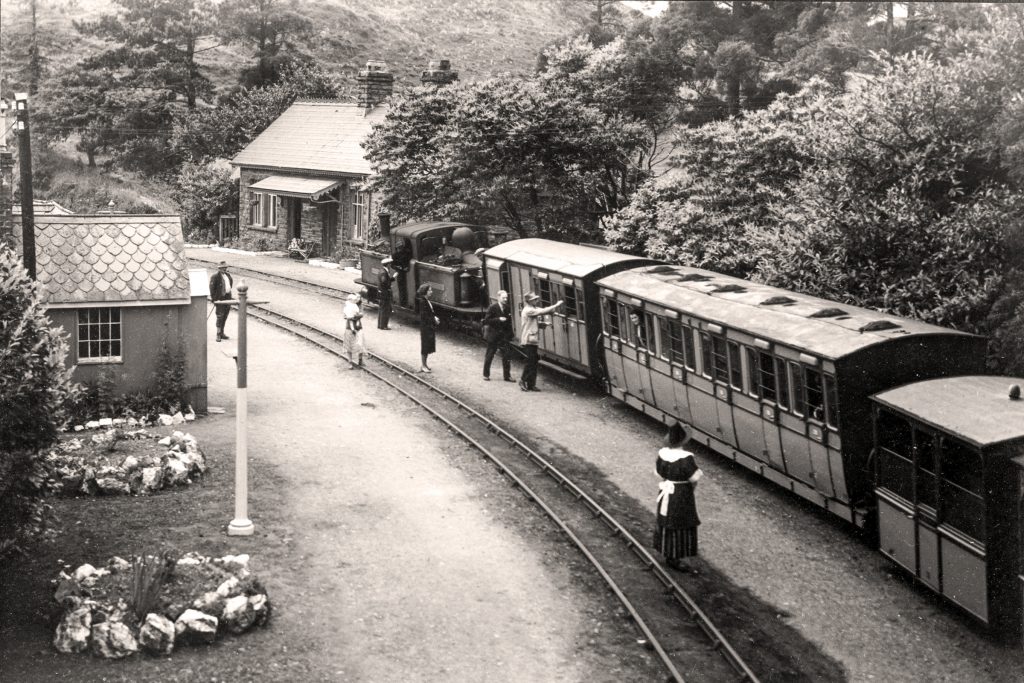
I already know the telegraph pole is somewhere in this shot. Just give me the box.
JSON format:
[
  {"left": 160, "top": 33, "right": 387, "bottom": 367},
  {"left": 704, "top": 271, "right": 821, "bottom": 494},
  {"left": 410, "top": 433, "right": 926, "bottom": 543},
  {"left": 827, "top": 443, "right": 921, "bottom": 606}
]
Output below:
[{"left": 14, "top": 93, "right": 36, "bottom": 279}]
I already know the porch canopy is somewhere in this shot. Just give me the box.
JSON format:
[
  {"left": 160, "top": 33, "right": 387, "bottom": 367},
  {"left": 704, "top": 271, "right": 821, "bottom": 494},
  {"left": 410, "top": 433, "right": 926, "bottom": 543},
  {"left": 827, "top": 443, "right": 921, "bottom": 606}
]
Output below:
[{"left": 249, "top": 175, "right": 343, "bottom": 200}]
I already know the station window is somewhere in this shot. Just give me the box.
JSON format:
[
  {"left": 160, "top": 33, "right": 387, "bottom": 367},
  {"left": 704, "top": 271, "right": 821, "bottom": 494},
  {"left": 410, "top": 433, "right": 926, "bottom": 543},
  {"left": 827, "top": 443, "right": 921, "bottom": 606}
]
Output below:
[
  {"left": 77, "top": 308, "right": 123, "bottom": 363},
  {"left": 877, "top": 410, "right": 913, "bottom": 501},
  {"left": 789, "top": 362, "right": 807, "bottom": 416},
  {"left": 728, "top": 341, "right": 743, "bottom": 390},
  {"left": 603, "top": 298, "right": 621, "bottom": 338},
  {"left": 758, "top": 352, "right": 778, "bottom": 402},
  {"left": 250, "top": 191, "right": 277, "bottom": 228},
  {"left": 774, "top": 357, "right": 790, "bottom": 409},
  {"left": 940, "top": 438, "right": 985, "bottom": 541},
  {"left": 824, "top": 374, "right": 839, "bottom": 429},
  {"left": 915, "top": 429, "right": 937, "bottom": 509},
  {"left": 805, "top": 367, "right": 825, "bottom": 422}
]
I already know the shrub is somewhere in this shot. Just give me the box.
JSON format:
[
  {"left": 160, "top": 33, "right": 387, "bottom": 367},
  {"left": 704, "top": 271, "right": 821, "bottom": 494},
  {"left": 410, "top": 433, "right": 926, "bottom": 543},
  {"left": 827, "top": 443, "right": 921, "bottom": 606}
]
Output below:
[{"left": 0, "top": 246, "right": 76, "bottom": 558}]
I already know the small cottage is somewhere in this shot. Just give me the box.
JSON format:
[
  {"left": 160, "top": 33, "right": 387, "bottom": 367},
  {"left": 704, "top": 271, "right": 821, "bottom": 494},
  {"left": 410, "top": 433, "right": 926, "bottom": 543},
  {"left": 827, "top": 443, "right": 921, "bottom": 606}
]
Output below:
[
  {"left": 230, "top": 59, "right": 458, "bottom": 259},
  {"left": 20, "top": 214, "right": 208, "bottom": 412}
]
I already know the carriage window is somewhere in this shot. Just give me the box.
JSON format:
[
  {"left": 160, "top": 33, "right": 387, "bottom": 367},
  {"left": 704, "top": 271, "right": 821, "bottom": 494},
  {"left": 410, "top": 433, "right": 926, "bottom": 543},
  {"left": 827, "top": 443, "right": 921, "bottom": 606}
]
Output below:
[
  {"left": 710, "top": 335, "right": 729, "bottom": 382},
  {"left": 603, "top": 299, "right": 621, "bottom": 338},
  {"left": 824, "top": 374, "right": 839, "bottom": 429},
  {"left": 758, "top": 352, "right": 778, "bottom": 402},
  {"left": 564, "top": 286, "right": 578, "bottom": 319},
  {"left": 728, "top": 341, "right": 743, "bottom": 390},
  {"left": 574, "top": 288, "right": 585, "bottom": 322},
  {"left": 659, "top": 318, "right": 678, "bottom": 363},
  {"left": 805, "top": 367, "right": 825, "bottom": 422},
  {"left": 537, "top": 279, "right": 552, "bottom": 306},
  {"left": 700, "top": 333, "right": 712, "bottom": 378},
  {"left": 745, "top": 348, "right": 759, "bottom": 396},
  {"left": 789, "top": 362, "right": 806, "bottom": 416},
  {"left": 940, "top": 438, "right": 984, "bottom": 541},
  {"left": 634, "top": 312, "right": 653, "bottom": 351},
  {"left": 774, "top": 358, "right": 790, "bottom": 408},
  {"left": 915, "top": 429, "right": 937, "bottom": 509},
  {"left": 877, "top": 410, "right": 913, "bottom": 501}
]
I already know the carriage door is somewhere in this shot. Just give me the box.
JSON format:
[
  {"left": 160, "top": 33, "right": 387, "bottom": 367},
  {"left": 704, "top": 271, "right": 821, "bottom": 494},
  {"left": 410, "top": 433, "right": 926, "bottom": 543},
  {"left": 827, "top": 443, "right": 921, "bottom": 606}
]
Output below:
[
  {"left": 560, "top": 278, "right": 586, "bottom": 369},
  {"left": 485, "top": 258, "right": 505, "bottom": 305},
  {"left": 533, "top": 274, "right": 562, "bottom": 359}
]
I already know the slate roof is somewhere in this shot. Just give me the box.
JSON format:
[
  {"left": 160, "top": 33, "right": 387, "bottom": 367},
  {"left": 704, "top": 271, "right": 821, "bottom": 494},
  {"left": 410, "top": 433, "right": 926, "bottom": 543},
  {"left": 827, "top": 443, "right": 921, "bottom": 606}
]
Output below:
[
  {"left": 230, "top": 101, "right": 387, "bottom": 176},
  {"left": 18, "top": 214, "right": 192, "bottom": 305},
  {"left": 13, "top": 199, "right": 74, "bottom": 216}
]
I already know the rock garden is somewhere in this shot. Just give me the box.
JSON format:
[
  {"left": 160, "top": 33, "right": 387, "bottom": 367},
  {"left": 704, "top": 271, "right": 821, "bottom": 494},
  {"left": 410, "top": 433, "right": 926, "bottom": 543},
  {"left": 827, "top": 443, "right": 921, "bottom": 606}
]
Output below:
[{"left": 53, "top": 552, "right": 270, "bottom": 658}]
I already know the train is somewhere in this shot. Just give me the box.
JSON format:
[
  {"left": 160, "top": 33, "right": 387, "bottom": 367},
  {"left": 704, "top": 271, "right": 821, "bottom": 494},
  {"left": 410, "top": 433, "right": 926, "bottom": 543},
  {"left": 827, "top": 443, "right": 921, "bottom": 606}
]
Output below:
[{"left": 362, "top": 225, "right": 1024, "bottom": 637}]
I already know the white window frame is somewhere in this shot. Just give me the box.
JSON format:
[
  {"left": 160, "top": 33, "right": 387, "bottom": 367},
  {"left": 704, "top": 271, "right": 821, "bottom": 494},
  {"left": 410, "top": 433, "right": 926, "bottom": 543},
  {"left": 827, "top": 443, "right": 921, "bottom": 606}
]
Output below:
[
  {"left": 353, "top": 190, "right": 371, "bottom": 241},
  {"left": 77, "top": 308, "right": 123, "bottom": 363},
  {"left": 250, "top": 191, "right": 277, "bottom": 228}
]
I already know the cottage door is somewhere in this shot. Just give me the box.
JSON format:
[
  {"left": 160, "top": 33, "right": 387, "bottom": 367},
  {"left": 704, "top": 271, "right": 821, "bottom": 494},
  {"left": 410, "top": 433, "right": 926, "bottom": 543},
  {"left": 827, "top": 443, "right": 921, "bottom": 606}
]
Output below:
[
  {"left": 288, "top": 198, "right": 302, "bottom": 239},
  {"left": 321, "top": 201, "right": 338, "bottom": 257}
]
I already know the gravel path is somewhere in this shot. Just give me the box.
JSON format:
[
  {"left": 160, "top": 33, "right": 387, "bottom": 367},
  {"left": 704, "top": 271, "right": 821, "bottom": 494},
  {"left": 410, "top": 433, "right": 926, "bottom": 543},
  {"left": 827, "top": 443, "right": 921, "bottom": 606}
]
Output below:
[{"left": 191, "top": 247, "right": 1024, "bottom": 681}]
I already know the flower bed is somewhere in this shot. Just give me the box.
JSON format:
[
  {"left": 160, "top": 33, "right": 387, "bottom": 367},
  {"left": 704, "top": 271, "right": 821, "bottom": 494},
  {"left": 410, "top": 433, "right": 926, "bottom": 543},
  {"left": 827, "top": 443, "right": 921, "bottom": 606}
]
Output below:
[
  {"left": 53, "top": 553, "right": 270, "bottom": 658},
  {"left": 44, "top": 429, "right": 207, "bottom": 496}
]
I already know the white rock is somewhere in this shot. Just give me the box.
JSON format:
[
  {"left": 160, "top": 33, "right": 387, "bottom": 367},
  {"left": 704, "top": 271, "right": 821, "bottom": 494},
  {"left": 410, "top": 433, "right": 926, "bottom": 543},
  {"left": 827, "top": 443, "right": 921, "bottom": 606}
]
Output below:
[
  {"left": 184, "top": 411, "right": 196, "bottom": 422},
  {"left": 221, "top": 595, "right": 256, "bottom": 634},
  {"left": 96, "top": 478, "right": 131, "bottom": 496},
  {"left": 98, "top": 417, "right": 113, "bottom": 427},
  {"left": 215, "top": 576, "right": 240, "bottom": 597},
  {"left": 140, "top": 467, "right": 164, "bottom": 492},
  {"left": 164, "top": 459, "right": 189, "bottom": 486},
  {"left": 192, "top": 591, "right": 225, "bottom": 614},
  {"left": 85, "top": 420, "right": 101, "bottom": 430},
  {"left": 90, "top": 621, "right": 138, "bottom": 659},
  {"left": 157, "top": 436, "right": 172, "bottom": 447},
  {"left": 74, "top": 425, "right": 84, "bottom": 432},
  {"left": 121, "top": 455, "right": 140, "bottom": 473},
  {"left": 138, "top": 613, "right": 175, "bottom": 655},
  {"left": 171, "top": 412, "right": 185, "bottom": 424},
  {"left": 218, "top": 554, "right": 250, "bottom": 569},
  {"left": 73, "top": 564, "right": 97, "bottom": 582},
  {"left": 53, "top": 605, "right": 92, "bottom": 653},
  {"left": 108, "top": 556, "right": 131, "bottom": 573},
  {"left": 112, "top": 418, "right": 125, "bottom": 425},
  {"left": 158, "top": 414, "right": 174, "bottom": 426},
  {"left": 249, "top": 594, "right": 270, "bottom": 626},
  {"left": 174, "top": 609, "right": 218, "bottom": 644},
  {"left": 127, "top": 417, "right": 138, "bottom": 426}
]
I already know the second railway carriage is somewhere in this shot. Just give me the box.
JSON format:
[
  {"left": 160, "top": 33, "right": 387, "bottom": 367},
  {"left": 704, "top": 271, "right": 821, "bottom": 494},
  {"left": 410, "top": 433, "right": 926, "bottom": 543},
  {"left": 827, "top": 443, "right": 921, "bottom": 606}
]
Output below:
[
  {"left": 872, "top": 377, "right": 1024, "bottom": 633},
  {"left": 482, "top": 239, "right": 659, "bottom": 377},
  {"left": 595, "top": 264, "right": 988, "bottom": 525}
]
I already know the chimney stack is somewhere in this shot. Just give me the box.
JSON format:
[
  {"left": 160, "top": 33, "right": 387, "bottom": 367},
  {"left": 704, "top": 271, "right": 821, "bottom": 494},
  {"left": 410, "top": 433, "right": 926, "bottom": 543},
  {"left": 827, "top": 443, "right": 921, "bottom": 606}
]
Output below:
[
  {"left": 357, "top": 60, "right": 394, "bottom": 111},
  {"left": 421, "top": 60, "right": 458, "bottom": 87}
]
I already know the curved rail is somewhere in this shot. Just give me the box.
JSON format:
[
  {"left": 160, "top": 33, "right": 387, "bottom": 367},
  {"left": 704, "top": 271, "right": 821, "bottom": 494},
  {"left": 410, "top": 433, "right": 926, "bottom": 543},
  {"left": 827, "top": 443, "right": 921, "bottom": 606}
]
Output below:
[{"left": 245, "top": 303, "right": 760, "bottom": 683}]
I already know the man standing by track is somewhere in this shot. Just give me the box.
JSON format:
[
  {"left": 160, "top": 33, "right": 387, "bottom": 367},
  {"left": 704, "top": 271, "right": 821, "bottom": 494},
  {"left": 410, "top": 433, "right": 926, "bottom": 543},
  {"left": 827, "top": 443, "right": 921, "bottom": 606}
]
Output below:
[
  {"left": 519, "top": 292, "right": 563, "bottom": 392},
  {"left": 378, "top": 257, "right": 396, "bottom": 329},
  {"left": 209, "top": 261, "right": 233, "bottom": 342},
  {"left": 483, "top": 289, "right": 514, "bottom": 382}
]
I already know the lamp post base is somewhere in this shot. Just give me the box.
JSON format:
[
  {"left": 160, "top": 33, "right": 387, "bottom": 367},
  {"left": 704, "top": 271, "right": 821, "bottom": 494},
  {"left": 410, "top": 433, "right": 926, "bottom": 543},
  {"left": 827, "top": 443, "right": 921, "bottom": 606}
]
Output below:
[{"left": 227, "top": 518, "right": 254, "bottom": 536}]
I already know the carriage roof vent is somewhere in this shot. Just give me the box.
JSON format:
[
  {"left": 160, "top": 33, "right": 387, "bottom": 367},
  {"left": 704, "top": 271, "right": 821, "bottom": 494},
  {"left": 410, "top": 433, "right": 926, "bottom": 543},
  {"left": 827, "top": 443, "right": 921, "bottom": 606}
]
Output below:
[
  {"left": 809, "top": 308, "right": 847, "bottom": 318},
  {"left": 645, "top": 265, "right": 676, "bottom": 274},
  {"left": 760, "top": 296, "right": 797, "bottom": 306},
  {"left": 858, "top": 320, "right": 902, "bottom": 333},
  {"left": 674, "top": 273, "right": 712, "bottom": 282},
  {"left": 712, "top": 284, "right": 747, "bottom": 293}
]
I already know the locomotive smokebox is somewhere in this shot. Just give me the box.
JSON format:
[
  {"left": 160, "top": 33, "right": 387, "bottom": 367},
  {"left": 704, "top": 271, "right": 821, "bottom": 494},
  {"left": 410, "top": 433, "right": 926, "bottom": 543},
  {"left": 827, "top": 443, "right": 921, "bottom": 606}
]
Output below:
[
  {"left": 451, "top": 226, "right": 477, "bottom": 251},
  {"left": 379, "top": 213, "right": 391, "bottom": 237}
]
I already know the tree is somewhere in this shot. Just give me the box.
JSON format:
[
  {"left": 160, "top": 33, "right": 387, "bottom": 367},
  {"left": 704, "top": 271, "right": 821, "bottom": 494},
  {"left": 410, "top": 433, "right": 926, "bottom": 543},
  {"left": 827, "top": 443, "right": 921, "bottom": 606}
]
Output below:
[
  {"left": 364, "top": 76, "right": 649, "bottom": 242},
  {"left": 219, "top": 0, "right": 314, "bottom": 88},
  {"left": 0, "top": 245, "right": 76, "bottom": 557},
  {"left": 173, "top": 160, "right": 239, "bottom": 241},
  {"left": 33, "top": 63, "right": 119, "bottom": 167}
]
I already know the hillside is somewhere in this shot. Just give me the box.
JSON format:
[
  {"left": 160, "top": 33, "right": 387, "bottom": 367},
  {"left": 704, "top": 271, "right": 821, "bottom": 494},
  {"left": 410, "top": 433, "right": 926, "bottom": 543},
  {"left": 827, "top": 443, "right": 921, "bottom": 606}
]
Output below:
[{"left": 1, "top": 0, "right": 595, "bottom": 98}]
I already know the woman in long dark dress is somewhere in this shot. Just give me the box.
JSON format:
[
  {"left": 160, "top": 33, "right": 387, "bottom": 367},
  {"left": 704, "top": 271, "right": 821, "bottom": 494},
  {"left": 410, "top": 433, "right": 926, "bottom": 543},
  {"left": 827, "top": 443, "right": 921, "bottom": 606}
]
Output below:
[
  {"left": 654, "top": 423, "right": 704, "bottom": 572},
  {"left": 416, "top": 284, "right": 439, "bottom": 372}
]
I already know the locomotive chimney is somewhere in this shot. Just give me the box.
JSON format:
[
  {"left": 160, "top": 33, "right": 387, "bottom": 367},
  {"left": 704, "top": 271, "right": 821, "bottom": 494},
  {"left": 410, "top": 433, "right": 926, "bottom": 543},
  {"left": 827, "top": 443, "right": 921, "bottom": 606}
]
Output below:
[{"left": 357, "top": 60, "right": 394, "bottom": 113}]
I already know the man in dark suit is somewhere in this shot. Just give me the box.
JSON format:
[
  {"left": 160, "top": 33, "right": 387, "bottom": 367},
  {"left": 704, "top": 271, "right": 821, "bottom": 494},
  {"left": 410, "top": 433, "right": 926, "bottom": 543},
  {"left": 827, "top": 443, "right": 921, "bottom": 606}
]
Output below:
[
  {"left": 377, "top": 257, "right": 396, "bottom": 329},
  {"left": 209, "top": 261, "right": 233, "bottom": 342},
  {"left": 482, "top": 289, "right": 515, "bottom": 382}
]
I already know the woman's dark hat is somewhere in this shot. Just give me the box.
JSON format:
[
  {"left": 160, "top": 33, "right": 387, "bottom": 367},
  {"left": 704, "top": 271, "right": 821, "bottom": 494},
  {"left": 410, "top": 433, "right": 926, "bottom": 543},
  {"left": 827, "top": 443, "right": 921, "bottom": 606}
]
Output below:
[{"left": 665, "top": 422, "right": 691, "bottom": 447}]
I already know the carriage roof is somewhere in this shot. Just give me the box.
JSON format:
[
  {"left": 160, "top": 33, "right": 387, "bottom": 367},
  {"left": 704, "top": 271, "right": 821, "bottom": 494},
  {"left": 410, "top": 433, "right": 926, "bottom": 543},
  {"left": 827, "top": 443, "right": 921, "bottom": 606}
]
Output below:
[
  {"left": 597, "top": 264, "right": 978, "bottom": 360},
  {"left": 873, "top": 376, "right": 1024, "bottom": 448},
  {"left": 484, "top": 238, "right": 657, "bottom": 278}
]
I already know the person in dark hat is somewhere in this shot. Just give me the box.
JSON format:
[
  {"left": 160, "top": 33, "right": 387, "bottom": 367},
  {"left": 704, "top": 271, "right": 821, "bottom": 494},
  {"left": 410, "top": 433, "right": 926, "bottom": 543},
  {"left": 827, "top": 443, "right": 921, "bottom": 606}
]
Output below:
[
  {"left": 377, "top": 257, "right": 396, "bottom": 329},
  {"left": 416, "top": 284, "right": 439, "bottom": 372},
  {"left": 518, "top": 291, "right": 563, "bottom": 391},
  {"left": 209, "top": 261, "right": 233, "bottom": 342},
  {"left": 654, "top": 422, "right": 704, "bottom": 573}
]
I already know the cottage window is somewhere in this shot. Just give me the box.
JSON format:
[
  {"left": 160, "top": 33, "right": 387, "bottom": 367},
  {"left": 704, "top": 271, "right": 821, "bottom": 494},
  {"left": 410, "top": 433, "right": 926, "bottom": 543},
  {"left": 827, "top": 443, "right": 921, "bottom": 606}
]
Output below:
[
  {"left": 353, "top": 191, "right": 371, "bottom": 241},
  {"left": 250, "top": 192, "right": 277, "bottom": 228},
  {"left": 77, "top": 308, "right": 122, "bottom": 363}
]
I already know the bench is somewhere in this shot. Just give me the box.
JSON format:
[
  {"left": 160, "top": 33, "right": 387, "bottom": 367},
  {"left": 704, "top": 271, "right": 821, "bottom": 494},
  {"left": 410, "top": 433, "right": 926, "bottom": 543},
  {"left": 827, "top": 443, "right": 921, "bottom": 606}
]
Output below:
[{"left": 288, "top": 239, "right": 319, "bottom": 260}]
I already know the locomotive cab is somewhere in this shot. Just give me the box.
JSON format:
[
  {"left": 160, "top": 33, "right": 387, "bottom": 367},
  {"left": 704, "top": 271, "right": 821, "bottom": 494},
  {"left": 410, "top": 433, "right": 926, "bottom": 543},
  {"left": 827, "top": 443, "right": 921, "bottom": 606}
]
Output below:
[{"left": 872, "top": 376, "right": 1024, "bottom": 636}]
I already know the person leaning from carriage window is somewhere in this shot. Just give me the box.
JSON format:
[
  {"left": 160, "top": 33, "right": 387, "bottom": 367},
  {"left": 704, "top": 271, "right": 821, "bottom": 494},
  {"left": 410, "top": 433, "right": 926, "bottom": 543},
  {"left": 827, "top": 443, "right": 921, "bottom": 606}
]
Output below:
[
  {"left": 377, "top": 257, "right": 396, "bottom": 330},
  {"left": 482, "top": 289, "right": 515, "bottom": 382},
  {"left": 343, "top": 290, "right": 366, "bottom": 369},
  {"left": 209, "top": 261, "right": 233, "bottom": 342},
  {"left": 654, "top": 422, "right": 704, "bottom": 574},
  {"left": 416, "top": 284, "right": 439, "bottom": 373},
  {"left": 629, "top": 309, "right": 648, "bottom": 350},
  {"left": 519, "top": 291, "right": 563, "bottom": 392}
]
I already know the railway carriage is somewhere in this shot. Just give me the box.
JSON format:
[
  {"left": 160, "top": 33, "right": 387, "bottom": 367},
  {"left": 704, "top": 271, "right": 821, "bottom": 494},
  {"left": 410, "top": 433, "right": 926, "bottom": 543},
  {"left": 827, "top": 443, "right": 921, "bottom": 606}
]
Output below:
[
  {"left": 872, "top": 377, "right": 1024, "bottom": 633},
  {"left": 594, "top": 264, "right": 987, "bottom": 525},
  {"left": 481, "top": 238, "right": 658, "bottom": 377}
]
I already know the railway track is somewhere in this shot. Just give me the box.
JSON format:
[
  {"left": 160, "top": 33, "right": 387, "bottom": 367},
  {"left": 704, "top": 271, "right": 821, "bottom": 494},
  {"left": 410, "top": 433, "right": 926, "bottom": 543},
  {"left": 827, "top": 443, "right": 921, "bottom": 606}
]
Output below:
[
  {"left": 244, "top": 303, "right": 759, "bottom": 683},
  {"left": 190, "top": 257, "right": 353, "bottom": 300}
]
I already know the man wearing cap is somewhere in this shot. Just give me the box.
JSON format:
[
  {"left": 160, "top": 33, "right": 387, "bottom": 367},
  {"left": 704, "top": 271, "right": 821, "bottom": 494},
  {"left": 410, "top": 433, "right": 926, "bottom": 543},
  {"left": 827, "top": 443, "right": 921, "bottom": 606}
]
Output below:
[
  {"left": 209, "top": 262, "right": 233, "bottom": 342},
  {"left": 519, "top": 292, "right": 563, "bottom": 392},
  {"left": 377, "top": 258, "right": 396, "bottom": 329}
]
